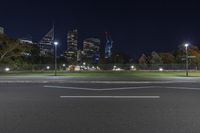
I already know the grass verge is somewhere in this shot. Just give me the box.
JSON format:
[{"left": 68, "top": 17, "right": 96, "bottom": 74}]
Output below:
[{"left": 0, "top": 70, "right": 200, "bottom": 77}]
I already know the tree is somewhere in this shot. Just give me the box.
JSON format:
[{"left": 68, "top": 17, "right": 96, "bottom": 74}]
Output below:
[
  {"left": 159, "top": 52, "right": 175, "bottom": 64},
  {"left": 150, "top": 51, "right": 162, "bottom": 64},
  {"left": 138, "top": 53, "right": 148, "bottom": 69},
  {"left": 111, "top": 52, "right": 130, "bottom": 64},
  {"left": 139, "top": 54, "right": 148, "bottom": 64},
  {"left": 174, "top": 44, "right": 200, "bottom": 64},
  {"left": 0, "top": 34, "right": 31, "bottom": 63},
  {"left": 188, "top": 45, "right": 200, "bottom": 65}
]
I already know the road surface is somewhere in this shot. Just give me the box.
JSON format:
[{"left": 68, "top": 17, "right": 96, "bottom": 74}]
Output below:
[{"left": 0, "top": 76, "right": 200, "bottom": 133}]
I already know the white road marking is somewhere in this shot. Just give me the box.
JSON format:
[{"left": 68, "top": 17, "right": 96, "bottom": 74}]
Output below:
[
  {"left": 60, "top": 96, "right": 160, "bottom": 99},
  {"left": 164, "top": 86, "right": 200, "bottom": 90},
  {"left": 44, "top": 85, "right": 200, "bottom": 91},
  {"left": 44, "top": 85, "right": 157, "bottom": 91},
  {"left": 79, "top": 81, "right": 197, "bottom": 84}
]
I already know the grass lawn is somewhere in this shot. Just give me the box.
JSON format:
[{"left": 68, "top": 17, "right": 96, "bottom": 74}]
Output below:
[{"left": 0, "top": 70, "right": 200, "bottom": 77}]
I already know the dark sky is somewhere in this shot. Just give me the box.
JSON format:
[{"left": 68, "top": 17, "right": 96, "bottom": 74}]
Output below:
[{"left": 1, "top": 0, "right": 200, "bottom": 57}]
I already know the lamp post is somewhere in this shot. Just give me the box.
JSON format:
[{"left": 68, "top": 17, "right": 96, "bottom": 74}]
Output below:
[
  {"left": 184, "top": 43, "right": 189, "bottom": 77},
  {"left": 54, "top": 41, "right": 58, "bottom": 76}
]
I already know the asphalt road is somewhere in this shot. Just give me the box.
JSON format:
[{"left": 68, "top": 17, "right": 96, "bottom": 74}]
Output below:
[{"left": 0, "top": 76, "right": 200, "bottom": 133}]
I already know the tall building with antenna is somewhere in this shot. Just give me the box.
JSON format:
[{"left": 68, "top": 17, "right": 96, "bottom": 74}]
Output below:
[{"left": 105, "top": 32, "right": 113, "bottom": 58}]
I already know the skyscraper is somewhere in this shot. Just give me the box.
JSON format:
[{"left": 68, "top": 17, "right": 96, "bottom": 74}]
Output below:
[
  {"left": 39, "top": 27, "right": 54, "bottom": 56},
  {"left": 0, "top": 26, "right": 4, "bottom": 34},
  {"left": 83, "top": 38, "right": 100, "bottom": 64},
  {"left": 105, "top": 32, "right": 113, "bottom": 58},
  {"left": 65, "top": 29, "right": 78, "bottom": 63}
]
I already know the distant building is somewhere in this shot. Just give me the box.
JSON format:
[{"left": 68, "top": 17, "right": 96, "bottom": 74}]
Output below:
[
  {"left": 105, "top": 32, "right": 113, "bottom": 58},
  {"left": 19, "top": 38, "right": 36, "bottom": 57},
  {"left": 0, "top": 26, "right": 4, "bottom": 34},
  {"left": 39, "top": 27, "right": 54, "bottom": 56},
  {"left": 19, "top": 38, "right": 33, "bottom": 44},
  {"left": 83, "top": 38, "right": 100, "bottom": 64},
  {"left": 77, "top": 50, "right": 82, "bottom": 63},
  {"left": 65, "top": 29, "right": 78, "bottom": 63}
]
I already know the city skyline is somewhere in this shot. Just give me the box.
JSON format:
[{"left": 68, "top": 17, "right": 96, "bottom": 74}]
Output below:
[
  {"left": 1, "top": 0, "right": 200, "bottom": 57},
  {"left": 1, "top": 1, "right": 200, "bottom": 132}
]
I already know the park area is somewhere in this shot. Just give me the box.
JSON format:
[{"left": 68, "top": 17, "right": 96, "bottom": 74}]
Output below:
[{"left": 1, "top": 70, "right": 200, "bottom": 77}]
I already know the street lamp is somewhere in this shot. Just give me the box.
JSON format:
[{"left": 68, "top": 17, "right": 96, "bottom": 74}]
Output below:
[
  {"left": 54, "top": 41, "right": 58, "bottom": 76},
  {"left": 184, "top": 43, "right": 189, "bottom": 77}
]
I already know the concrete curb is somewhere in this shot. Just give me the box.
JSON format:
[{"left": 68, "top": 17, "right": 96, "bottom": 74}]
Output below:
[{"left": 0, "top": 80, "right": 198, "bottom": 84}]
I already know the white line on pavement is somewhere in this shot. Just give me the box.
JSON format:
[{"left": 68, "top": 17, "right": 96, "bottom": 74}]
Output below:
[
  {"left": 164, "top": 86, "right": 200, "bottom": 90},
  {"left": 44, "top": 85, "right": 200, "bottom": 91},
  {"left": 44, "top": 85, "right": 157, "bottom": 91},
  {"left": 59, "top": 96, "right": 160, "bottom": 99}
]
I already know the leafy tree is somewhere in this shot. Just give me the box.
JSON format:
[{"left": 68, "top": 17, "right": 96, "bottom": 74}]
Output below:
[
  {"left": 0, "top": 34, "right": 31, "bottom": 63},
  {"left": 111, "top": 52, "right": 130, "bottom": 64},
  {"left": 139, "top": 54, "right": 148, "bottom": 64},
  {"left": 138, "top": 53, "right": 149, "bottom": 69},
  {"left": 150, "top": 51, "right": 162, "bottom": 64},
  {"left": 29, "top": 44, "right": 40, "bottom": 64},
  {"left": 159, "top": 52, "right": 175, "bottom": 64},
  {"left": 174, "top": 45, "right": 200, "bottom": 64},
  {"left": 188, "top": 45, "right": 200, "bottom": 65}
]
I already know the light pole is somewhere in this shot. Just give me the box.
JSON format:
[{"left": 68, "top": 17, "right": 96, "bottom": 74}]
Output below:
[
  {"left": 54, "top": 41, "right": 58, "bottom": 76},
  {"left": 184, "top": 43, "right": 189, "bottom": 77}
]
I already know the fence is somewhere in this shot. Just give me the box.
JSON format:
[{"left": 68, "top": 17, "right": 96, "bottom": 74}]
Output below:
[{"left": 0, "top": 63, "right": 200, "bottom": 72}]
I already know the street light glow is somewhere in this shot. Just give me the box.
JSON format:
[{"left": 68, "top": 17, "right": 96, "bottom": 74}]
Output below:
[
  {"left": 184, "top": 43, "right": 189, "bottom": 47},
  {"left": 54, "top": 41, "right": 58, "bottom": 46}
]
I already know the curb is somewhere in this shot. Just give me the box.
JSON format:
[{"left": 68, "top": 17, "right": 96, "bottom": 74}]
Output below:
[{"left": 0, "top": 80, "right": 198, "bottom": 84}]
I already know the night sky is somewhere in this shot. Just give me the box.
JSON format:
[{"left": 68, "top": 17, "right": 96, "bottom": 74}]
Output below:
[{"left": 1, "top": 0, "right": 200, "bottom": 57}]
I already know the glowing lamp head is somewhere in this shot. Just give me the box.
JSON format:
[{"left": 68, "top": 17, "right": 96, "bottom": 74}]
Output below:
[
  {"left": 54, "top": 41, "right": 58, "bottom": 46},
  {"left": 184, "top": 43, "right": 189, "bottom": 47}
]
